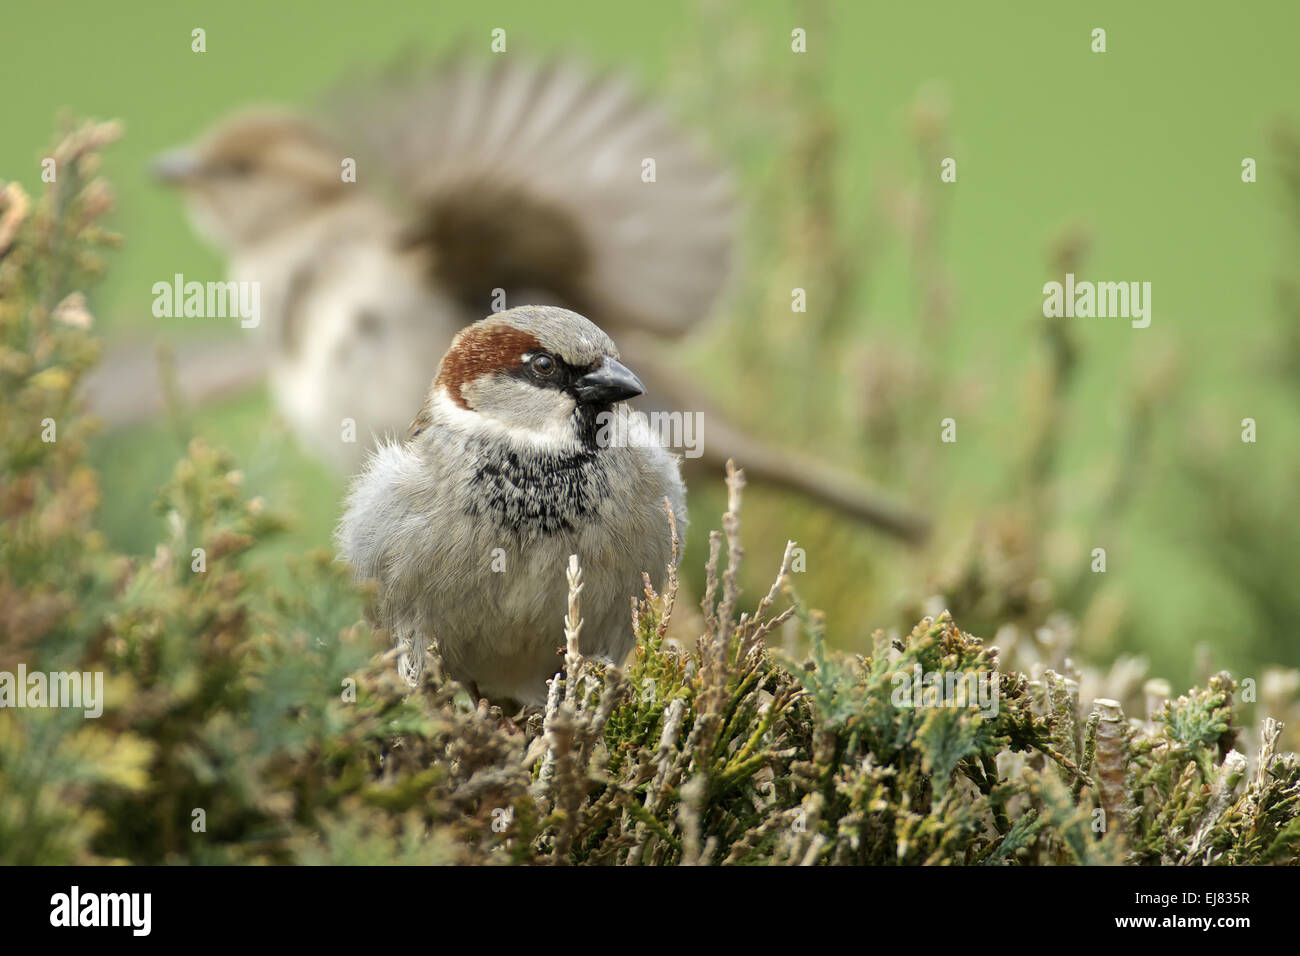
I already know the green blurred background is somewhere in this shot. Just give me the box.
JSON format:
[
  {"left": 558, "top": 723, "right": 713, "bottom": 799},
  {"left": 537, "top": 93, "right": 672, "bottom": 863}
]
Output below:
[{"left": 3, "top": 0, "right": 1298, "bottom": 688}]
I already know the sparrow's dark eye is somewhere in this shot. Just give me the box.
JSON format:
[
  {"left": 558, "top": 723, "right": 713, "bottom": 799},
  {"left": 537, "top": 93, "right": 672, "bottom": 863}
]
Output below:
[{"left": 530, "top": 353, "right": 556, "bottom": 376}]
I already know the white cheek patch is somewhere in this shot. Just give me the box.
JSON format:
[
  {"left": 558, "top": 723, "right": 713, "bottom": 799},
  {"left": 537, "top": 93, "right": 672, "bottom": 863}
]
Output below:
[
  {"left": 184, "top": 197, "right": 230, "bottom": 251},
  {"left": 432, "top": 386, "right": 579, "bottom": 451}
]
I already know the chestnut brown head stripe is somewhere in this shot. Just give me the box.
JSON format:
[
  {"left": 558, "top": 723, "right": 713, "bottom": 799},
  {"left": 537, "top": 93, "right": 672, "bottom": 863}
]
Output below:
[{"left": 434, "top": 324, "right": 543, "bottom": 409}]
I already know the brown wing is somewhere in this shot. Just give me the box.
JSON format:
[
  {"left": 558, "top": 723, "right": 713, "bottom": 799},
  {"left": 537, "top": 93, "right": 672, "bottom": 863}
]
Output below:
[
  {"left": 397, "top": 178, "right": 593, "bottom": 318},
  {"left": 323, "top": 56, "right": 734, "bottom": 335}
]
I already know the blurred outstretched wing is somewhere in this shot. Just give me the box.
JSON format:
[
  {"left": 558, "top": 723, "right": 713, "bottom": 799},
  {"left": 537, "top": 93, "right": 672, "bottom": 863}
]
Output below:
[{"left": 325, "top": 56, "right": 734, "bottom": 335}]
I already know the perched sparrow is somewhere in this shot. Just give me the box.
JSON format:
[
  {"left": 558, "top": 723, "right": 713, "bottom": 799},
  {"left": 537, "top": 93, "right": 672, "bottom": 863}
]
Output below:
[{"left": 337, "top": 305, "right": 685, "bottom": 705}]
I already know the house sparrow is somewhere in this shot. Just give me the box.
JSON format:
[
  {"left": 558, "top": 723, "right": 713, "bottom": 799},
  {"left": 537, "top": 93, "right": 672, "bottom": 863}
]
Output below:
[
  {"left": 144, "top": 55, "right": 928, "bottom": 542},
  {"left": 337, "top": 305, "right": 685, "bottom": 705},
  {"left": 151, "top": 56, "right": 730, "bottom": 473}
]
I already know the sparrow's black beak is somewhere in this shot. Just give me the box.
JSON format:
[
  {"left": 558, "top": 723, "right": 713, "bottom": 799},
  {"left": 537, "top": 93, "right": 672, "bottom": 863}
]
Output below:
[
  {"left": 149, "top": 147, "right": 201, "bottom": 185},
  {"left": 573, "top": 357, "right": 644, "bottom": 405}
]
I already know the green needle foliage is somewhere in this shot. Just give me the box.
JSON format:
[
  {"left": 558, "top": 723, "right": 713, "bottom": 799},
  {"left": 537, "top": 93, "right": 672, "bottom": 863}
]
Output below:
[{"left": 1, "top": 123, "right": 1297, "bottom": 865}]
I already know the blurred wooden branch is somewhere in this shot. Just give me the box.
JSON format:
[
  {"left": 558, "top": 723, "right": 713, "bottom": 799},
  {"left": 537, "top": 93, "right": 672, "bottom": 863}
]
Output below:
[
  {"left": 628, "top": 334, "right": 931, "bottom": 545},
  {"left": 81, "top": 337, "right": 269, "bottom": 427},
  {"left": 83, "top": 336, "right": 930, "bottom": 545}
]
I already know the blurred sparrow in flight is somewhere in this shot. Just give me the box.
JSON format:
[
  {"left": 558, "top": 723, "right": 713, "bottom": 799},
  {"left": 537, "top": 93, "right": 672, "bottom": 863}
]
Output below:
[
  {"left": 337, "top": 306, "right": 684, "bottom": 704},
  {"left": 151, "top": 56, "right": 927, "bottom": 542},
  {"left": 152, "top": 57, "right": 729, "bottom": 469}
]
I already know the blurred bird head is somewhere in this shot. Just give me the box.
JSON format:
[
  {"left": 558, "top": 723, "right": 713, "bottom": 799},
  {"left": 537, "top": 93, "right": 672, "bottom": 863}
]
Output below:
[
  {"left": 419, "top": 305, "right": 643, "bottom": 448},
  {"left": 151, "top": 109, "right": 347, "bottom": 251}
]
